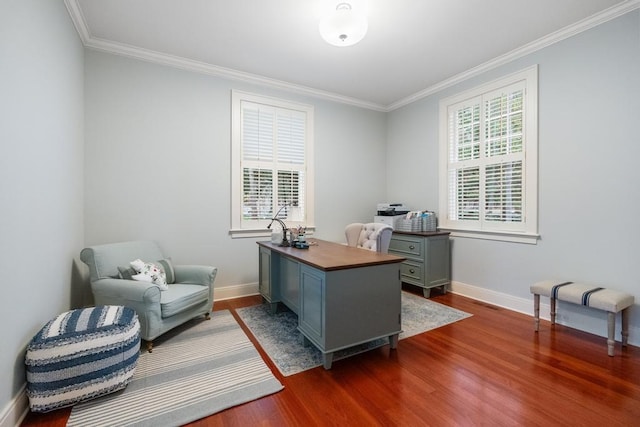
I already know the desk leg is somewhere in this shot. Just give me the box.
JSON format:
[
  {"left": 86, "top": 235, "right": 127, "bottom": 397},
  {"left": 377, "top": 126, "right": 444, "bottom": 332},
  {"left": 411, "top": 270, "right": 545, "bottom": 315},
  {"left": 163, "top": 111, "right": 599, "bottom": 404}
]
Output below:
[
  {"left": 323, "top": 352, "right": 334, "bottom": 370},
  {"left": 268, "top": 302, "right": 278, "bottom": 314},
  {"left": 389, "top": 333, "right": 399, "bottom": 349}
]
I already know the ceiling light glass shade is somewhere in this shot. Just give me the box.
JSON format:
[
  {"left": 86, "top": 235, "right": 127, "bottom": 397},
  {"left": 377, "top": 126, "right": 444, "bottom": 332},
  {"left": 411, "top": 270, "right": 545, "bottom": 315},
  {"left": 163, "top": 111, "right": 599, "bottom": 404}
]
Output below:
[{"left": 319, "top": 3, "right": 368, "bottom": 47}]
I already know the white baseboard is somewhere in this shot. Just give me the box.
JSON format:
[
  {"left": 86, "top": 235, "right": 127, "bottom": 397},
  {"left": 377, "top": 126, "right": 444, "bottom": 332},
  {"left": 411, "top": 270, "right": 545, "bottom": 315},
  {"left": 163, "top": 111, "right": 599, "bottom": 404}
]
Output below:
[
  {"left": 449, "top": 280, "right": 536, "bottom": 317},
  {"left": 449, "top": 280, "right": 639, "bottom": 347},
  {"left": 0, "top": 385, "right": 27, "bottom": 427},
  {"left": 213, "top": 282, "right": 259, "bottom": 301}
]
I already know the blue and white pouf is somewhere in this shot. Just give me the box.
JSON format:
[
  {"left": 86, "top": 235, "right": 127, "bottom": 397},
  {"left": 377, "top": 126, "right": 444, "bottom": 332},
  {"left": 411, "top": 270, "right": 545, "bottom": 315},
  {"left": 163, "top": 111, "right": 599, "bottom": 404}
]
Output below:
[{"left": 25, "top": 305, "right": 140, "bottom": 412}]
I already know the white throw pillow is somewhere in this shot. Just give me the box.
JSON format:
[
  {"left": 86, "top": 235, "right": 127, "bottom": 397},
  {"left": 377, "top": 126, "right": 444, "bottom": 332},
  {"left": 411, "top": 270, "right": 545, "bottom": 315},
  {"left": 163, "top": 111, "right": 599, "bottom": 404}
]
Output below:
[{"left": 129, "top": 259, "right": 168, "bottom": 291}]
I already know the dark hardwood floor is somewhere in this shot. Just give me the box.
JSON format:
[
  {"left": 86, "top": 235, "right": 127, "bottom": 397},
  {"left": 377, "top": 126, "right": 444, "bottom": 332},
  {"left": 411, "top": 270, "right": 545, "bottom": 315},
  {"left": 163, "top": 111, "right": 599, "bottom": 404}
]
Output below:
[{"left": 23, "top": 287, "right": 640, "bottom": 426}]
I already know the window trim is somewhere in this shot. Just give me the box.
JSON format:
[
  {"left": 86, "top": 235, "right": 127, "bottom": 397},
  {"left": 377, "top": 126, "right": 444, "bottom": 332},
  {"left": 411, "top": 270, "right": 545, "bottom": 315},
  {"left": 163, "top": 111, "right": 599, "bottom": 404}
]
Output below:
[
  {"left": 438, "top": 66, "right": 539, "bottom": 244},
  {"left": 230, "top": 90, "right": 315, "bottom": 238}
]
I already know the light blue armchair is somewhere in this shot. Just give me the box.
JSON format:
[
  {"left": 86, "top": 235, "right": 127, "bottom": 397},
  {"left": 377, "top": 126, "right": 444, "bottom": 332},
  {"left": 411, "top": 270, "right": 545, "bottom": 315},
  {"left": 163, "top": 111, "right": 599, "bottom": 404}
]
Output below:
[{"left": 80, "top": 241, "right": 217, "bottom": 352}]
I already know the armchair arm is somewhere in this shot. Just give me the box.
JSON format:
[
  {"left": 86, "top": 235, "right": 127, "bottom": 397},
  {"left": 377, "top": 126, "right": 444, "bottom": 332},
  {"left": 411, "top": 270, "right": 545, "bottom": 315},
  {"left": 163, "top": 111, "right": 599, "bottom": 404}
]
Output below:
[
  {"left": 174, "top": 265, "right": 217, "bottom": 306},
  {"left": 174, "top": 265, "right": 217, "bottom": 287},
  {"left": 91, "top": 278, "right": 162, "bottom": 340}
]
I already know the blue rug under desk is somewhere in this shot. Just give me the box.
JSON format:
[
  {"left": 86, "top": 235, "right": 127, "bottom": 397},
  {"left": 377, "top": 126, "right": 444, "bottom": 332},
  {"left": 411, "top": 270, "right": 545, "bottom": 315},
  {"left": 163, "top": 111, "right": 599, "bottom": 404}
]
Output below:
[{"left": 237, "top": 291, "right": 472, "bottom": 376}]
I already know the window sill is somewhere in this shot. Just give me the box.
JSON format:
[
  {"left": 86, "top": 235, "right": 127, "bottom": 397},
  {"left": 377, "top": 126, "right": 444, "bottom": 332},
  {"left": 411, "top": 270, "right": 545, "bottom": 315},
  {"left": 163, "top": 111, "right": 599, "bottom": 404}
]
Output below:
[
  {"left": 230, "top": 226, "right": 316, "bottom": 239},
  {"left": 439, "top": 228, "right": 540, "bottom": 244}
]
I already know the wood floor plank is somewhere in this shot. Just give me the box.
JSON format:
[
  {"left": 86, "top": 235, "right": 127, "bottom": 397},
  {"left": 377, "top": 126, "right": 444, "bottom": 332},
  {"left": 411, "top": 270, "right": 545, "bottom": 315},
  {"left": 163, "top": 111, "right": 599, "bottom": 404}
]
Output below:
[{"left": 21, "top": 289, "right": 640, "bottom": 426}]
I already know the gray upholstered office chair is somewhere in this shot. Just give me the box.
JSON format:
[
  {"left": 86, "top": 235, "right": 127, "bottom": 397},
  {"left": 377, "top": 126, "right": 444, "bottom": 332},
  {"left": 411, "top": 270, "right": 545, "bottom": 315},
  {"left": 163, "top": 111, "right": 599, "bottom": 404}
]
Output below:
[{"left": 345, "top": 223, "right": 394, "bottom": 253}]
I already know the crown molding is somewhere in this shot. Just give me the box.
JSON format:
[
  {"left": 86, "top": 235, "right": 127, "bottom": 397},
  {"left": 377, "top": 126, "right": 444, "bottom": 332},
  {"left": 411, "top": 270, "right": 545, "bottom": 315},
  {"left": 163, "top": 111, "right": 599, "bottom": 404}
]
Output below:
[
  {"left": 387, "top": 0, "right": 640, "bottom": 111},
  {"left": 64, "top": 0, "right": 90, "bottom": 44},
  {"left": 65, "top": 0, "right": 639, "bottom": 113},
  {"left": 84, "top": 36, "right": 388, "bottom": 112},
  {"left": 63, "top": 1, "right": 386, "bottom": 112}
]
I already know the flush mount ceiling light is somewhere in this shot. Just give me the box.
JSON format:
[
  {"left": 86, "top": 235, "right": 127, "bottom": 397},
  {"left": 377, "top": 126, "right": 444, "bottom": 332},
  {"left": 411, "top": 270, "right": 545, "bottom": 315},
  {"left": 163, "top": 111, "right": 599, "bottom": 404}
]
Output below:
[{"left": 319, "top": 2, "right": 368, "bottom": 47}]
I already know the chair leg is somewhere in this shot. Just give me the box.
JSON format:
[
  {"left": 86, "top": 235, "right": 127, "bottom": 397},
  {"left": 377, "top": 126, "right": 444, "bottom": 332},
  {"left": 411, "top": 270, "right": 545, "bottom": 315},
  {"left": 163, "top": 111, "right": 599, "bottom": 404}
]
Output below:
[
  {"left": 621, "top": 308, "right": 629, "bottom": 347},
  {"left": 533, "top": 294, "right": 540, "bottom": 331},
  {"left": 146, "top": 340, "right": 153, "bottom": 353},
  {"left": 607, "top": 311, "right": 616, "bottom": 356}
]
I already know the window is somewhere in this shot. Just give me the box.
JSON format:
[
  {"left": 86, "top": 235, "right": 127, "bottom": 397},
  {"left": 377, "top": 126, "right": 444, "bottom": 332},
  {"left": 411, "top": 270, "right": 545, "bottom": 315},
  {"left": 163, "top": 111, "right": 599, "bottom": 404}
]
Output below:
[
  {"left": 438, "top": 66, "right": 538, "bottom": 243},
  {"left": 231, "top": 91, "right": 314, "bottom": 237}
]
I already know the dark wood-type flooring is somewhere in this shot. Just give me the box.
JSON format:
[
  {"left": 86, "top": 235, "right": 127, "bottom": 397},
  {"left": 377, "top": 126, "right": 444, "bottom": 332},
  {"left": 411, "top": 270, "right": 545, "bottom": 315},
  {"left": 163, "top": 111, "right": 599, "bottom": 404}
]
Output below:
[{"left": 23, "top": 286, "right": 640, "bottom": 426}]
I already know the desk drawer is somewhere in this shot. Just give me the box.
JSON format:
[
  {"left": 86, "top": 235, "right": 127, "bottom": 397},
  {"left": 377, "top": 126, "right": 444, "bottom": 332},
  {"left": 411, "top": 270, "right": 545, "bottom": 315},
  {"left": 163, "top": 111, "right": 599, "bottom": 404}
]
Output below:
[
  {"left": 400, "top": 260, "right": 424, "bottom": 283},
  {"left": 389, "top": 235, "right": 423, "bottom": 258}
]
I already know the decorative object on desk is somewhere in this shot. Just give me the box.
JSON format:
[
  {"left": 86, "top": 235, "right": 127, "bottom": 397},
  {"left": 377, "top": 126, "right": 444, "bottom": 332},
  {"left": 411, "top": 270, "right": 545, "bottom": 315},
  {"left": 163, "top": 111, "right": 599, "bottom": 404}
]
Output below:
[
  {"left": 270, "top": 226, "right": 283, "bottom": 244},
  {"left": 237, "top": 291, "right": 471, "bottom": 376},
  {"left": 66, "top": 311, "right": 283, "bottom": 427},
  {"left": 267, "top": 204, "right": 290, "bottom": 246},
  {"left": 291, "top": 225, "right": 308, "bottom": 248}
]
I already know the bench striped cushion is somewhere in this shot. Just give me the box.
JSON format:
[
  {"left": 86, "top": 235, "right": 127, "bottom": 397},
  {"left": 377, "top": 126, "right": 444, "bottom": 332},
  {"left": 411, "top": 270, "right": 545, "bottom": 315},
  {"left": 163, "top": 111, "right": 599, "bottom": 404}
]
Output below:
[{"left": 531, "top": 280, "right": 634, "bottom": 313}]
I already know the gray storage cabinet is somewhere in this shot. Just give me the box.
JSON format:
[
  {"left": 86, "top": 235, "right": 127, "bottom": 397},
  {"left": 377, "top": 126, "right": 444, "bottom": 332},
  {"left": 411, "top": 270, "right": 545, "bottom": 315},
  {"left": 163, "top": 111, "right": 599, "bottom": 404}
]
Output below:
[{"left": 388, "top": 231, "right": 451, "bottom": 298}]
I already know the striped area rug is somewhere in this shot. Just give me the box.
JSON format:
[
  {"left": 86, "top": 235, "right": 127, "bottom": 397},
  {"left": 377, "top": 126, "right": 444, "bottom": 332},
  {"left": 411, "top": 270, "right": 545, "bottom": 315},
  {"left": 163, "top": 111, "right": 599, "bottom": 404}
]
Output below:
[{"left": 66, "top": 310, "right": 283, "bottom": 427}]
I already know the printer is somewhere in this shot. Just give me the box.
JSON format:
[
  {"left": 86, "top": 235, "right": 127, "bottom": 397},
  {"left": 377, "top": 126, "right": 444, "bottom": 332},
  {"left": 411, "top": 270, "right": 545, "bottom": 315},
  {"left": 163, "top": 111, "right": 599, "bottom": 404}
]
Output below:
[
  {"left": 374, "top": 203, "right": 409, "bottom": 229},
  {"left": 376, "top": 203, "right": 410, "bottom": 216}
]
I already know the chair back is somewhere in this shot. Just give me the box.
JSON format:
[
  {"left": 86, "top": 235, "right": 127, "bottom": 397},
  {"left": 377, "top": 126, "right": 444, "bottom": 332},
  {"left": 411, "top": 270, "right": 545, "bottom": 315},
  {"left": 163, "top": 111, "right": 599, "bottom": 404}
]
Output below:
[
  {"left": 80, "top": 241, "right": 165, "bottom": 282},
  {"left": 345, "top": 223, "right": 393, "bottom": 253}
]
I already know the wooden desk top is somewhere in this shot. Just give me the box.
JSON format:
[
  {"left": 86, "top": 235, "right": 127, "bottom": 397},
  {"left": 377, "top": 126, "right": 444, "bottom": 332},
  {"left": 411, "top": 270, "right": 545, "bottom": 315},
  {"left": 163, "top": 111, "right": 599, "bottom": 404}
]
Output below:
[{"left": 257, "top": 239, "right": 405, "bottom": 272}]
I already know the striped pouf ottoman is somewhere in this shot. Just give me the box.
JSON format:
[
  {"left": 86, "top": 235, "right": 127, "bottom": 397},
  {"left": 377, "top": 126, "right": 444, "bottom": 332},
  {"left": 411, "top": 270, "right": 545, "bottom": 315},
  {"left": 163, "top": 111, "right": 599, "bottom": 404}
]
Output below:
[{"left": 25, "top": 305, "right": 140, "bottom": 412}]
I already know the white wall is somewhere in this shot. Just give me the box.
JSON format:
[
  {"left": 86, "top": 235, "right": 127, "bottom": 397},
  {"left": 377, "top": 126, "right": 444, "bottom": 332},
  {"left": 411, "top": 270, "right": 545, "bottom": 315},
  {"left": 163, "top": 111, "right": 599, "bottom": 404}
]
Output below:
[
  {"left": 83, "top": 50, "right": 388, "bottom": 288},
  {"left": 0, "top": 0, "right": 84, "bottom": 423},
  {"left": 387, "top": 11, "right": 640, "bottom": 344}
]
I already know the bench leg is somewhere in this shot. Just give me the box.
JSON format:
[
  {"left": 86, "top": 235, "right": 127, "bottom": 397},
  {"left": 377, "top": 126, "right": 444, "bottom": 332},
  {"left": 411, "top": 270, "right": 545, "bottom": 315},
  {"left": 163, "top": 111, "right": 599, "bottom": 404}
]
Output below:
[
  {"left": 533, "top": 294, "right": 540, "bottom": 331},
  {"left": 550, "top": 298, "right": 556, "bottom": 325},
  {"left": 607, "top": 312, "right": 615, "bottom": 357},
  {"left": 621, "top": 308, "right": 629, "bottom": 347}
]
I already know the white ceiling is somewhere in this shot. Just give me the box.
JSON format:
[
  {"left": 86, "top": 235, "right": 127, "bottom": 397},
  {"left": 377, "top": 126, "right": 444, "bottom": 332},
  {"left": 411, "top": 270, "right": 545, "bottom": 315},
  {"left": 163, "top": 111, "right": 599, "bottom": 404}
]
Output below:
[{"left": 67, "top": 0, "right": 637, "bottom": 111}]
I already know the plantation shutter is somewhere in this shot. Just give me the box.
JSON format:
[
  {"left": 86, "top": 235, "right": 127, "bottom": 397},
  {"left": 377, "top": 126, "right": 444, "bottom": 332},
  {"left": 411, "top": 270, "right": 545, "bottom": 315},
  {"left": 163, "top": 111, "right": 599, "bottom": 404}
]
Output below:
[
  {"left": 483, "top": 84, "right": 525, "bottom": 227},
  {"left": 446, "top": 82, "right": 526, "bottom": 231},
  {"left": 448, "top": 98, "right": 481, "bottom": 223},
  {"left": 241, "top": 101, "right": 306, "bottom": 224}
]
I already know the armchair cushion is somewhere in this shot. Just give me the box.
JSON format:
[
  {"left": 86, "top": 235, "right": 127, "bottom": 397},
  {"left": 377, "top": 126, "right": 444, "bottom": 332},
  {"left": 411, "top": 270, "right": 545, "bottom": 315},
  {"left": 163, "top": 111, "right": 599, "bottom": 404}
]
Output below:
[
  {"left": 160, "top": 284, "right": 210, "bottom": 317},
  {"left": 130, "top": 259, "right": 168, "bottom": 290},
  {"left": 117, "top": 266, "right": 137, "bottom": 280},
  {"left": 118, "top": 258, "right": 175, "bottom": 284},
  {"left": 156, "top": 258, "right": 175, "bottom": 284}
]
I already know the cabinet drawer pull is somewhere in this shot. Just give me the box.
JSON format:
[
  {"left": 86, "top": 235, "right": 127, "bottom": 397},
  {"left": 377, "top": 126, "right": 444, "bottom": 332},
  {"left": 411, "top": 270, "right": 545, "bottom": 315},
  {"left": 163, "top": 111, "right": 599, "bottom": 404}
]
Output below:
[
  {"left": 409, "top": 269, "right": 415, "bottom": 274},
  {"left": 409, "top": 245, "right": 415, "bottom": 250}
]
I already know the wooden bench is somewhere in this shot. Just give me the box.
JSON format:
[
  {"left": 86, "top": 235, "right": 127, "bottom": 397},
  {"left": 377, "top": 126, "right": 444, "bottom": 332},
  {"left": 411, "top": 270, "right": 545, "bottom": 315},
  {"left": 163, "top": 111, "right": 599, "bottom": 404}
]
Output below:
[{"left": 530, "top": 280, "right": 634, "bottom": 356}]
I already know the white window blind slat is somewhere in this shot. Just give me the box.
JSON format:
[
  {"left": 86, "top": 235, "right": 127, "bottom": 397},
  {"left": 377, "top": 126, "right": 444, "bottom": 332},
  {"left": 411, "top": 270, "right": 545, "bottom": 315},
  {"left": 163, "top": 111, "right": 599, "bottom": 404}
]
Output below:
[{"left": 240, "top": 100, "right": 307, "bottom": 224}]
